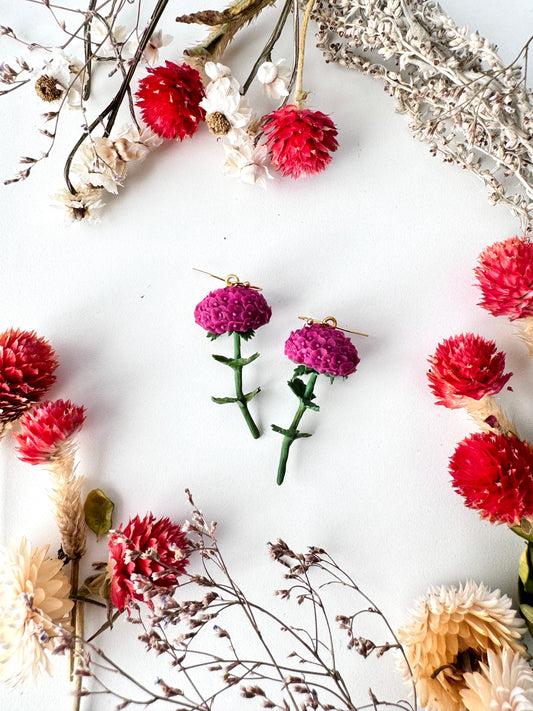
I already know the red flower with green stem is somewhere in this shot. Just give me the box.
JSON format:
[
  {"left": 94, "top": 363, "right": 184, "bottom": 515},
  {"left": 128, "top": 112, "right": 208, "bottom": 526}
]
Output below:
[
  {"left": 273, "top": 319, "right": 361, "bottom": 485},
  {"left": 194, "top": 275, "right": 271, "bottom": 439}
]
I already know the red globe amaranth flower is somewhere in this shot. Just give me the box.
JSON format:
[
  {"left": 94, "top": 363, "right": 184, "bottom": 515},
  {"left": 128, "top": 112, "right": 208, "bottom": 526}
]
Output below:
[
  {"left": 475, "top": 237, "right": 533, "bottom": 320},
  {"left": 261, "top": 105, "right": 338, "bottom": 178},
  {"left": 15, "top": 399, "right": 85, "bottom": 465},
  {"left": 0, "top": 329, "right": 58, "bottom": 425},
  {"left": 284, "top": 323, "right": 359, "bottom": 378},
  {"left": 108, "top": 513, "right": 189, "bottom": 612},
  {"left": 427, "top": 333, "right": 512, "bottom": 409},
  {"left": 450, "top": 432, "right": 533, "bottom": 525},
  {"left": 194, "top": 286, "right": 272, "bottom": 335},
  {"left": 135, "top": 62, "right": 205, "bottom": 140}
]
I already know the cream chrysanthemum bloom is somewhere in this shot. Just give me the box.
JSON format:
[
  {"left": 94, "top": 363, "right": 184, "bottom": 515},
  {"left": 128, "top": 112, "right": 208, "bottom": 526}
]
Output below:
[
  {"left": 0, "top": 538, "right": 73, "bottom": 687},
  {"left": 397, "top": 582, "right": 527, "bottom": 711},
  {"left": 460, "top": 649, "right": 533, "bottom": 711}
]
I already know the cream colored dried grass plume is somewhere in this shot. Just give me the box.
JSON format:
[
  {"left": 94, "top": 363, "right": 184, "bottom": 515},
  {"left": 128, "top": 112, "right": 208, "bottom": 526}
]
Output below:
[
  {"left": 0, "top": 538, "right": 73, "bottom": 687},
  {"left": 397, "top": 581, "right": 527, "bottom": 711}
]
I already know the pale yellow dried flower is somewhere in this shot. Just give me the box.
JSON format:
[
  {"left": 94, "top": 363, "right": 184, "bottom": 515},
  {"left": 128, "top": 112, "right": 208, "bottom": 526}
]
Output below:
[
  {"left": 460, "top": 648, "right": 533, "bottom": 711},
  {"left": 0, "top": 538, "right": 73, "bottom": 687},
  {"left": 48, "top": 456, "right": 86, "bottom": 560},
  {"left": 397, "top": 581, "right": 527, "bottom": 711}
]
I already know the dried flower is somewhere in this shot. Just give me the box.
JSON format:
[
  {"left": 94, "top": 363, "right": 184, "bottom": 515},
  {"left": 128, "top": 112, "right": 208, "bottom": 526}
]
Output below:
[
  {"left": 108, "top": 514, "right": 189, "bottom": 612},
  {"left": 475, "top": 237, "right": 533, "bottom": 320},
  {"left": 52, "top": 186, "right": 104, "bottom": 223},
  {"left": 427, "top": 334, "right": 512, "bottom": 409},
  {"left": 142, "top": 29, "right": 173, "bottom": 65},
  {"left": 0, "top": 538, "right": 73, "bottom": 687},
  {"left": 194, "top": 286, "right": 272, "bottom": 335},
  {"left": 262, "top": 105, "right": 338, "bottom": 178},
  {"left": 0, "top": 329, "right": 58, "bottom": 427},
  {"left": 449, "top": 432, "right": 533, "bottom": 525},
  {"left": 460, "top": 648, "right": 533, "bottom": 711},
  {"left": 223, "top": 137, "right": 272, "bottom": 187},
  {"left": 284, "top": 322, "right": 359, "bottom": 378},
  {"left": 397, "top": 582, "right": 527, "bottom": 711},
  {"left": 201, "top": 62, "right": 252, "bottom": 134},
  {"left": 30, "top": 49, "right": 83, "bottom": 108},
  {"left": 257, "top": 59, "right": 290, "bottom": 100},
  {"left": 15, "top": 399, "right": 85, "bottom": 465},
  {"left": 135, "top": 62, "right": 205, "bottom": 140}
]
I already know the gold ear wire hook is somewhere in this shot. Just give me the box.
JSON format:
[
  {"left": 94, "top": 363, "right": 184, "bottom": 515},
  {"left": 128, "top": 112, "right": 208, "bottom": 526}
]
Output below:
[
  {"left": 298, "top": 316, "right": 368, "bottom": 338},
  {"left": 193, "top": 268, "right": 263, "bottom": 291}
]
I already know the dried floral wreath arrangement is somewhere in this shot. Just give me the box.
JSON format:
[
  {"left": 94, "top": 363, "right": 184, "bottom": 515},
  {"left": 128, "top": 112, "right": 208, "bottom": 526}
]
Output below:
[
  {"left": 0, "top": 322, "right": 533, "bottom": 711},
  {"left": 2, "top": 0, "right": 533, "bottom": 227}
]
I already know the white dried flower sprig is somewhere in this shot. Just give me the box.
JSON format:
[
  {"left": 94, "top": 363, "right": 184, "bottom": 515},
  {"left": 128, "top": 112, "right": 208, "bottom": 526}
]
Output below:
[{"left": 313, "top": 0, "right": 533, "bottom": 232}]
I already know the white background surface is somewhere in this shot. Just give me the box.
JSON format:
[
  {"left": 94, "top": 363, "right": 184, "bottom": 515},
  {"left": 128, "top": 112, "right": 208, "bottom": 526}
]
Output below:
[{"left": 1, "top": 0, "right": 533, "bottom": 709}]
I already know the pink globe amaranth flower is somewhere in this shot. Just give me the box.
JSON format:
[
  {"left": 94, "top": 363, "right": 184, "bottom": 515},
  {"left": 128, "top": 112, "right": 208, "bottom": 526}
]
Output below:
[
  {"left": 261, "top": 105, "right": 338, "bottom": 178},
  {"left": 284, "top": 323, "right": 359, "bottom": 378},
  {"left": 135, "top": 62, "right": 205, "bottom": 140},
  {"left": 0, "top": 329, "right": 58, "bottom": 425},
  {"left": 108, "top": 513, "right": 189, "bottom": 612},
  {"left": 427, "top": 333, "right": 512, "bottom": 409},
  {"left": 475, "top": 237, "right": 533, "bottom": 320},
  {"left": 450, "top": 432, "right": 533, "bottom": 525},
  {"left": 15, "top": 399, "right": 85, "bottom": 465},
  {"left": 194, "top": 286, "right": 272, "bottom": 335}
]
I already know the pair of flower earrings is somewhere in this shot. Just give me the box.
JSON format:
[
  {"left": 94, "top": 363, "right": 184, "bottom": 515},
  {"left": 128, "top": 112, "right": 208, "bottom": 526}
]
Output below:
[{"left": 194, "top": 271, "right": 364, "bottom": 485}]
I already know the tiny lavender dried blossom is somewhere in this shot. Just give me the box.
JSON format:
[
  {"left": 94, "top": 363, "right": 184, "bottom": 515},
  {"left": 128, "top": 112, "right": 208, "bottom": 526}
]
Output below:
[
  {"left": 0, "top": 329, "right": 58, "bottom": 427},
  {"left": 136, "top": 62, "right": 205, "bottom": 140},
  {"left": 108, "top": 513, "right": 189, "bottom": 612},
  {"left": 194, "top": 286, "right": 271, "bottom": 335},
  {"left": 475, "top": 237, "right": 533, "bottom": 320},
  {"left": 274, "top": 321, "right": 360, "bottom": 484},
  {"left": 449, "top": 432, "right": 533, "bottom": 525},
  {"left": 195, "top": 283, "right": 271, "bottom": 439},
  {"left": 15, "top": 399, "right": 86, "bottom": 465},
  {"left": 262, "top": 105, "right": 338, "bottom": 178},
  {"left": 284, "top": 322, "right": 359, "bottom": 378},
  {"left": 427, "top": 333, "right": 512, "bottom": 409}
]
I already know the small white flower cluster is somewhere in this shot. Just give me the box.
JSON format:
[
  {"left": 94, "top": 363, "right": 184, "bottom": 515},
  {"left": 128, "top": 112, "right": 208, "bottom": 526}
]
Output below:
[
  {"left": 200, "top": 59, "right": 290, "bottom": 189},
  {"left": 54, "top": 125, "right": 162, "bottom": 223},
  {"left": 29, "top": 49, "right": 84, "bottom": 109},
  {"left": 91, "top": 21, "right": 172, "bottom": 65}
]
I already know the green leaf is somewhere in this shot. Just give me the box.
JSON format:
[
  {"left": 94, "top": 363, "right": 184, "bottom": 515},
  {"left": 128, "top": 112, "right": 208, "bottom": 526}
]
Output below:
[
  {"left": 238, "top": 329, "right": 255, "bottom": 341},
  {"left": 206, "top": 332, "right": 221, "bottom": 341},
  {"left": 212, "top": 354, "right": 234, "bottom": 365},
  {"left": 212, "top": 352, "right": 260, "bottom": 369},
  {"left": 288, "top": 378, "right": 306, "bottom": 398},
  {"left": 244, "top": 387, "right": 261, "bottom": 402},
  {"left": 271, "top": 424, "right": 312, "bottom": 439},
  {"left": 212, "top": 395, "right": 238, "bottom": 404},
  {"left": 84, "top": 489, "right": 114, "bottom": 539},
  {"left": 301, "top": 398, "right": 319, "bottom": 412},
  {"left": 272, "top": 424, "right": 292, "bottom": 437},
  {"left": 295, "top": 431, "right": 313, "bottom": 439},
  {"left": 292, "top": 365, "right": 317, "bottom": 378}
]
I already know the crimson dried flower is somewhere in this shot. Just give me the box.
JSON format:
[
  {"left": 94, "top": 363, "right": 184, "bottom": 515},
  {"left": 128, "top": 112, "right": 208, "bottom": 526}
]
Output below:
[
  {"left": 273, "top": 321, "right": 360, "bottom": 485},
  {"left": 475, "top": 237, "right": 533, "bottom": 320},
  {"left": 15, "top": 399, "right": 85, "bottom": 465},
  {"left": 0, "top": 329, "right": 58, "bottom": 427},
  {"left": 135, "top": 61, "right": 205, "bottom": 140},
  {"left": 261, "top": 105, "right": 338, "bottom": 178},
  {"left": 449, "top": 432, "right": 533, "bottom": 525},
  {"left": 195, "top": 282, "right": 272, "bottom": 439},
  {"left": 108, "top": 513, "right": 189, "bottom": 612},
  {"left": 427, "top": 333, "right": 511, "bottom": 409}
]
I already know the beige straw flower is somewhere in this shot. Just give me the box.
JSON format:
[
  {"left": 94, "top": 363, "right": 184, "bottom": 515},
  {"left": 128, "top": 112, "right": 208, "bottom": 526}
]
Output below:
[
  {"left": 0, "top": 538, "right": 73, "bottom": 687},
  {"left": 397, "top": 581, "right": 527, "bottom": 711},
  {"left": 460, "top": 648, "right": 533, "bottom": 711}
]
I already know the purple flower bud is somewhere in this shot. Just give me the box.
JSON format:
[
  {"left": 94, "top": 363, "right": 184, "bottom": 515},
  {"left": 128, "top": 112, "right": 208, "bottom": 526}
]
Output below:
[{"left": 284, "top": 323, "right": 359, "bottom": 378}]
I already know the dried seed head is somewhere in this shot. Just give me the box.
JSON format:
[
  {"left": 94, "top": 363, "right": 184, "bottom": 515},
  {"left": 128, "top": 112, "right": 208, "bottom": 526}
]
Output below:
[
  {"left": 34, "top": 75, "right": 63, "bottom": 102},
  {"left": 206, "top": 111, "right": 231, "bottom": 136}
]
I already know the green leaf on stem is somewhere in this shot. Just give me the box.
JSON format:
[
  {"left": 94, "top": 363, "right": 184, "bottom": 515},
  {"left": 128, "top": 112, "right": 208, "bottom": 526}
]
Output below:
[
  {"left": 237, "top": 329, "right": 255, "bottom": 341},
  {"left": 244, "top": 387, "right": 261, "bottom": 402},
  {"left": 292, "top": 365, "right": 317, "bottom": 379},
  {"left": 206, "top": 332, "right": 221, "bottom": 341},
  {"left": 288, "top": 377, "right": 306, "bottom": 398},
  {"left": 212, "top": 352, "right": 260, "bottom": 368},
  {"left": 84, "top": 489, "right": 114, "bottom": 539},
  {"left": 212, "top": 395, "right": 238, "bottom": 404},
  {"left": 271, "top": 424, "right": 312, "bottom": 439}
]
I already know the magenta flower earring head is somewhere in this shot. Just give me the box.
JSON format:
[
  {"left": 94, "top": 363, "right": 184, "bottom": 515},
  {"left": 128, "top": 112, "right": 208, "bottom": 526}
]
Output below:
[
  {"left": 194, "top": 270, "right": 272, "bottom": 439},
  {"left": 273, "top": 317, "right": 365, "bottom": 485}
]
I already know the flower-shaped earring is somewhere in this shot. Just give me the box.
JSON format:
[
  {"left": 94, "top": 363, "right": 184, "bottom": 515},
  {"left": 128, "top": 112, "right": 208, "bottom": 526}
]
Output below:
[
  {"left": 273, "top": 317, "right": 365, "bottom": 484},
  {"left": 194, "top": 271, "right": 272, "bottom": 439}
]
